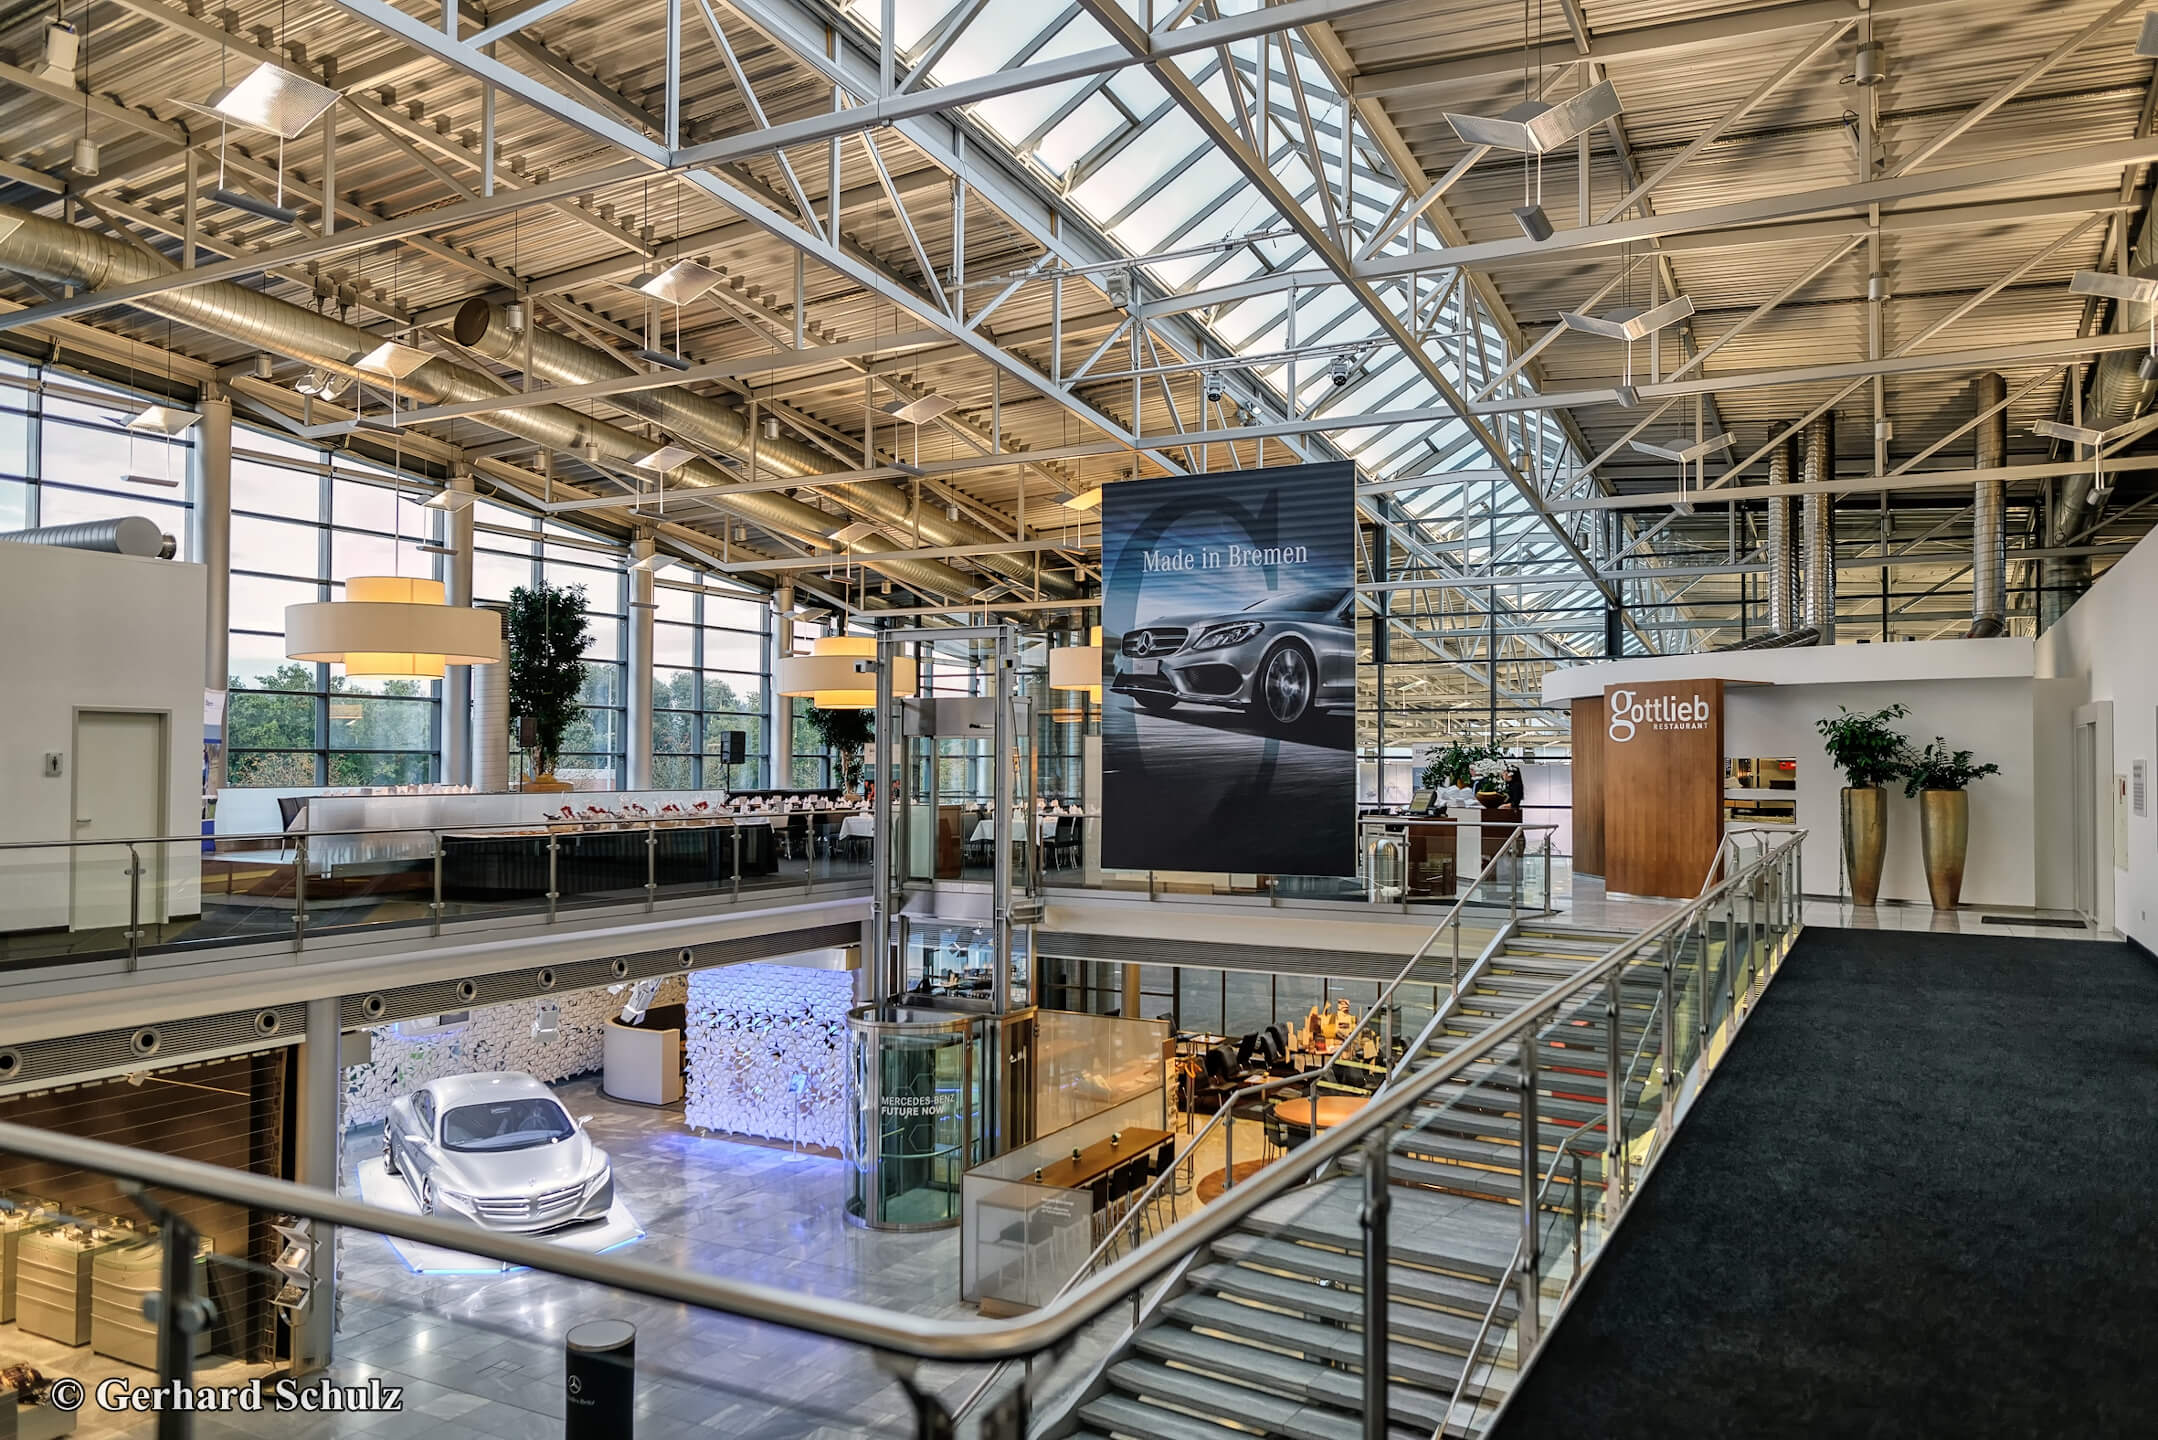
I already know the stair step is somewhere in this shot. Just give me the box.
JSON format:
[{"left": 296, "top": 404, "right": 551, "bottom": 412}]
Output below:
[
  {"left": 1130, "top": 1327, "right": 1471, "bottom": 1436},
  {"left": 1080, "top": 1390, "right": 1286, "bottom": 1440},
  {"left": 1206, "top": 1233, "right": 1517, "bottom": 1320},
  {"left": 1104, "top": 1359, "right": 1412, "bottom": 1440},
  {"left": 1357, "top": 1149, "right": 1590, "bottom": 1208},
  {"left": 1184, "top": 1263, "right": 1502, "bottom": 1353},
  {"left": 1400, "top": 1104, "right": 1615, "bottom": 1151},
  {"left": 1390, "top": 1129, "right": 1608, "bottom": 1179},
  {"left": 1164, "top": 1292, "right": 1506, "bottom": 1390}
]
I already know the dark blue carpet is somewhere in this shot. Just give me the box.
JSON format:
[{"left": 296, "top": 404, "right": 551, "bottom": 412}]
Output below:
[{"left": 1490, "top": 925, "right": 2158, "bottom": 1439}]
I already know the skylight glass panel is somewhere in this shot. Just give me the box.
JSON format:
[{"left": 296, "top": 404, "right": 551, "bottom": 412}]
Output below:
[
  {"left": 1069, "top": 109, "right": 1201, "bottom": 215},
  {"left": 889, "top": 0, "right": 955, "bottom": 52},
  {"left": 933, "top": 3, "right": 1051, "bottom": 83},
  {"left": 1107, "top": 66, "right": 1164, "bottom": 114},
  {"left": 1036, "top": 93, "right": 1128, "bottom": 175},
  {"left": 1111, "top": 150, "right": 1244, "bottom": 252}
]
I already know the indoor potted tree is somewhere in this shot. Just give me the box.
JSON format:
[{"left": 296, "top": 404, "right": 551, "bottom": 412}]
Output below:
[
  {"left": 1814, "top": 703, "right": 1911, "bottom": 906},
  {"left": 1903, "top": 738, "right": 2000, "bottom": 909},
  {"left": 799, "top": 703, "right": 875, "bottom": 801},
  {"left": 507, "top": 581, "right": 592, "bottom": 793},
  {"left": 1422, "top": 740, "right": 1501, "bottom": 792}
]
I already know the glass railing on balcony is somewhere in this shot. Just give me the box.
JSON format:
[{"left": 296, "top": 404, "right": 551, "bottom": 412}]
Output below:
[{"left": 0, "top": 810, "right": 873, "bottom": 973}]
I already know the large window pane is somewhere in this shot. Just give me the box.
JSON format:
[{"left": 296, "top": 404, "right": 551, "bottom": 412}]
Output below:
[
  {"left": 654, "top": 621, "right": 695, "bottom": 667},
  {"left": 230, "top": 574, "right": 320, "bottom": 633},
  {"left": 326, "top": 694, "right": 433, "bottom": 751},
  {"left": 233, "top": 514, "right": 318, "bottom": 577},
  {"left": 233, "top": 460, "right": 321, "bottom": 520},
  {"left": 329, "top": 752, "right": 434, "bottom": 786},
  {"left": 701, "top": 629, "right": 761, "bottom": 672},
  {"left": 227, "top": 751, "right": 319, "bottom": 788},
  {"left": 227, "top": 691, "right": 316, "bottom": 755},
  {"left": 474, "top": 549, "right": 532, "bottom": 600},
  {"left": 654, "top": 669, "right": 698, "bottom": 709},
  {"left": 0, "top": 477, "right": 30, "bottom": 529},
  {"left": 701, "top": 673, "right": 760, "bottom": 712}
]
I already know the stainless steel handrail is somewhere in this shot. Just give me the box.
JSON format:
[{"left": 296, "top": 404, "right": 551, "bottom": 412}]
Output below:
[
  {"left": 0, "top": 808, "right": 870, "bottom": 851},
  {"left": 0, "top": 832, "right": 1803, "bottom": 1377}
]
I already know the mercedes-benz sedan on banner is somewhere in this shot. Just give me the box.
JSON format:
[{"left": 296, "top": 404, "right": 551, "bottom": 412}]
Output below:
[
  {"left": 383, "top": 1072, "right": 614, "bottom": 1232},
  {"left": 1110, "top": 587, "right": 1356, "bottom": 731}
]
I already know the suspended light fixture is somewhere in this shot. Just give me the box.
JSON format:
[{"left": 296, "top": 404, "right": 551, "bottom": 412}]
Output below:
[
  {"left": 1061, "top": 486, "right": 1104, "bottom": 513},
  {"left": 286, "top": 576, "right": 503, "bottom": 681},
  {"left": 2033, "top": 418, "right": 2126, "bottom": 503},
  {"left": 775, "top": 635, "right": 918, "bottom": 709},
  {"left": 883, "top": 393, "right": 956, "bottom": 425},
  {"left": 113, "top": 403, "right": 202, "bottom": 435},
  {"left": 354, "top": 340, "right": 432, "bottom": 379},
  {"left": 1630, "top": 433, "right": 1734, "bottom": 465},
  {"left": 182, "top": 61, "right": 340, "bottom": 139},
  {"left": 635, "top": 443, "right": 696, "bottom": 473},
  {"left": 1560, "top": 296, "right": 1696, "bottom": 342},
  {"left": 295, "top": 367, "right": 348, "bottom": 400},
  {"left": 629, "top": 258, "right": 725, "bottom": 305},
  {"left": 1444, "top": 81, "right": 1624, "bottom": 155},
  {"left": 208, "top": 187, "right": 297, "bottom": 224},
  {"left": 1049, "top": 626, "right": 1104, "bottom": 701},
  {"left": 421, "top": 487, "right": 475, "bottom": 512}
]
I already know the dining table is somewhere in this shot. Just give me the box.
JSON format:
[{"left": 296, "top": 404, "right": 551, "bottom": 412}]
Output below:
[
  {"left": 1027, "top": 1126, "right": 1173, "bottom": 1191},
  {"left": 1270, "top": 1095, "right": 1369, "bottom": 1132}
]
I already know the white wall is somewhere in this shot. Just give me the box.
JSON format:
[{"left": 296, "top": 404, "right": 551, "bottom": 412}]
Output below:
[
  {"left": 0, "top": 544, "right": 205, "bottom": 931},
  {"left": 2038, "top": 528, "right": 2158, "bottom": 950},
  {"left": 1726, "top": 679, "right": 2038, "bottom": 907}
]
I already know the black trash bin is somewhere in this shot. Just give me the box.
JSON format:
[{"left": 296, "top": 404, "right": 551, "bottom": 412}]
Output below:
[{"left": 564, "top": 1319, "right": 635, "bottom": 1440}]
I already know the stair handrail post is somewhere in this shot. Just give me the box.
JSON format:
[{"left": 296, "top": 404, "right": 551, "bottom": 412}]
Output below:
[
  {"left": 1515, "top": 1017, "right": 1542, "bottom": 1351},
  {"left": 1696, "top": 909, "right": 1712, "bottom": 1058},
  {"left": 1604, "top": 972, "right": 1628, "bottom": 1203},
  {"left": 1360, "top": 1127, "right": 1390, "bottom": 1440},
  {"left": 431, "top": 831, "right": 444, "bottom": 937},
  {"left": 292, "top": 834, "right": 307, "bottom": 951},
  {"left": 1540, "top": 830, "right": 1553, "bottom": 912},
  {"left": 546, "top": 831, "right": 560, "bottom": 923},
  {"left": 1223, "top": 1110, "right": 1235, "bottom": 1191},
  {"left": 1659, "top": 930, "right": 1679, "bottom": 1130},
  {"left": 1570, "top": 1149, "right": 1585, "bottom": 1275},
  {"left": 126, "top": 841, "right": 142, "bottom": 971}
]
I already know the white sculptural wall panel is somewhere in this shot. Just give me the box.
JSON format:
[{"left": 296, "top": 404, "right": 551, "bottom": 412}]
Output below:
[
  {"left": 343, "top": 978, "right": 686, "bottom": 1127},
  {"left": 683, "top": 964, "right": 852, "bottom": 1150}
]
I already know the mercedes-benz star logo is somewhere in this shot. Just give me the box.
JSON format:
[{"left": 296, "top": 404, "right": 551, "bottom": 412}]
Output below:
[{"left": 1130, "top": 632, "right": 1154, "bottom": 656}]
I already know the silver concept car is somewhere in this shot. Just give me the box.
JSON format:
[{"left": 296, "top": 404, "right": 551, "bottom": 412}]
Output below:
[
  {"left": 382, "top": 1072, "right": 613, "bottom": 1232},
  {"left": 1110, "top": 587, "right": 1356, "bottom": 729}
]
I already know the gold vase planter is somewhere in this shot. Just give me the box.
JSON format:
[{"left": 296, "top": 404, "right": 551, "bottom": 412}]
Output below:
[
  {"left": 1919, "top": 788, "right": 1970, "bottom": 909},
  {"left": 1840, "top": 786, "right": 1887, "bottom": 906}
]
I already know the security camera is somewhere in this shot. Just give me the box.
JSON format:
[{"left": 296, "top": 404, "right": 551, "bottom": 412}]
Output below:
[
  {"left": 1203, "top": 370, "right": 1224, "bottom": 403},
  {"left": 1328, "top": 353, "right": 1355, "bottom": 387}
]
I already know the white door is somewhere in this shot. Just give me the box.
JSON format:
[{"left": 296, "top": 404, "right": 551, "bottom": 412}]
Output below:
[
  {"left": 2073, "top": 720, "right": 2098, "bottom": 924},
  {"left": 71, "top": 710, "right": 166, "bottom": 933}
]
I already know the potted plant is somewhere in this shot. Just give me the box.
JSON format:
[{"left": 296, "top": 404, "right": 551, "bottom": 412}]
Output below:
[
  {"left": 1814, "top": 703, "right": 1912, "bottom": 905},
  {"left": 799, "top": 703, "right": 875, "bottom": 800},
  {"left": 1470, "top": 757, "right": 1511, "bottom": 810},
  {"left": 1903, "top": 738, "right": 1999, "bottom": 909},
  {"left": 507, "top": 581, "right": 592, "bottom": 793},
  {"left": 1422, "top": 740, "right": 1502, "bottom": 791}
]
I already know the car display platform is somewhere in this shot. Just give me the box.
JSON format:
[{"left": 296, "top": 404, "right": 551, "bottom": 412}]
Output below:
[{"left": 352, "top": 1157, "right": 642, "bottom": 1274}]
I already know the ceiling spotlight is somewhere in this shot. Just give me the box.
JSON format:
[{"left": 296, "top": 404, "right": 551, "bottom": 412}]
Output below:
[
  {"left": 2068, "top": 269, "right": 2158, "bottom": 306},
  {"left": 763, "top": 415, "right": 781, "bottom": 440},
  {"left": 1103, "top": 268, "right": 1134, "bottom": 309},
  {"left": 70, "top": 137, "right": 98, "bottom": 177},
  {"left": 1513, "top": 205, "right": 1553, "bottom": 243},
  {"left": 504, "top": 300, "right": 527, "bottom": 333},
  {"left": 1561, "top": 296, "right": 1697, "bottom": 343},
  {"left": 2139, "top": 352, "right": 2158, "bottom": 383},
  {"left": 2032, "top": 419, "right": 2108, "bottom": 448},
  {"left": 635, "top": 444, "right": 696, "bottom": 473},
  {"left": 208, "top": 187, "right": 299, "bottom": 225},
  {"left": 1613, "top": 384, "right": 1641, "bottom": 408},
  {"left": 1203, "top": 370, "right": 1224, "bottom": 403},
  {"left": 635, "top": 347, "right": 693, "bottom": 371},
  {"left": 1328, "top": 353, "right": 1356, "bottom": 387},
  {"left": 1631, "top": 432, "right": 1734, "bottom": 465},
  {"left": 884, "top": 394, "right": 956, "bottom": 425},
  {"left": 1444, "top": 80, "right": 1623, "bottom": 154},
  {"left": 295, "top": 368, "right": 348, "bottom": 400},
  {"left": 116, "top": 404, "right": 202, "bottom": 435},
  {"left": 253, "top": 354, "right": 275, "bottom": 380},
  {"left": 183, "top": 61, "right": 341, "bottom": 140},
  {"left": 38, "top": 21, "right": 78, "bottom": 83},
  {"left": 629, "top": 258, "right": 725, "bottom": 305},
  {"left": 354, "top": 340, "right": 432, "bottom": 380}
]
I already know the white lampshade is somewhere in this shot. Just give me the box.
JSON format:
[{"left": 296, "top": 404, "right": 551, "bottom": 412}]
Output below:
[
  {"left": 1049, "top": 626, "right": 1103, "bottom": 700},
  {"left": 286, "top": 576, "right": 503, "bottom": 681},
  {"left": 776, "top": 635, "right": 918, "bottom": 708}
]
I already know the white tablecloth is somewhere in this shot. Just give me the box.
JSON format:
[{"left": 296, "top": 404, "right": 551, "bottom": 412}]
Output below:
[
  {"left": 838, "top": 814, "right": 876, "bottom": 840},
  {"left": 968, "top": 816, "right": 1073, "bottom": 844}
]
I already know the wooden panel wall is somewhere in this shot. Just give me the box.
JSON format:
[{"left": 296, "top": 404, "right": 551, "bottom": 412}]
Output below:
[
  {"left": 1571, "top": 696, "right": 1606, "bottom": 877},
  {"left": 1604, "top": 680, "right": 1726, "bottom": 899}
]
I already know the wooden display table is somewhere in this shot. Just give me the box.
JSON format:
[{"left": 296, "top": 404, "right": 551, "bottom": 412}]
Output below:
[
  {"left": 1030, "top": 1127, "right": 1173, "bottom": 1191},
  {"left": 1270, "top": 1095, "right": 1369, "bottom": 1132}
]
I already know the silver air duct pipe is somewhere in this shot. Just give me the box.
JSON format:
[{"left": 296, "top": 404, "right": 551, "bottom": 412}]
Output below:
[
  {"left": 1720, "top": 626, "right": 1821, "bottom": 651},
  {"left": 1968, "top": 371, "right": 2008, "bottom": 638},
  {"left": 1, "top": 516, "right": 171, "bottom": 557},
  {"left": 1765, "top": 430, "right": 1798, "bottom": 635},
  {"left": 1800, "top": 414, "right": 1836, "bottom": 644},
  {"left": 0, "top": 204, "right": 976, "bottom": 603},
  {"left": 450, "top": 301, "right": 1074, "bottom": 600},
  {"left": 472, "top": 606, "right": 511, "bottom": 792},
  {"left": 2048, "top": 211, "right": 2158, "bottom": 627}
]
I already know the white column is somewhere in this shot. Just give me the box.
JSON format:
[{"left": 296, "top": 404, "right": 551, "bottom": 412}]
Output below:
[
  {"left": 292, "top": 997, "right": 340, "bottom": 1374},
  {"left": 194, "top": 396, "right": 232, "bottom": 793},
  {"left": 769, "top": 584, "right": 793, "bottom": 789},
  {"left": 442, "top": 471, "right": 476, "bottom": 785},
  {"left": 627, "top": 532, "right": 656, "bottom": 790},
  {"left": 473, "top": 604, "right": 511, "bottom": 791}
]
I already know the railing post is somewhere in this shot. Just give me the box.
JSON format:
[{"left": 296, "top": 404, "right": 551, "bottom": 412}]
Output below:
[
  {"left": 126, "top": 842, "right": 142, "bottom": 971},
  {"left": 1570, "top": 1149, "right": 1584, "bottom": 1276},
  {"left": 292, "top": 834, "right": 307, "bottom": 953},
  {"left": 1451, "top": 916, "right": 1461, "bottom": 991},
  {"left": 1660, "top": 933, "right": 1679, "bottom": 1129},
  {"left": 732, "top": 823, "right": 743, "bottom": 901},
  {"left": 1696, "top": 912, "right": 1712, "bottom": 1056},
  {"left": 430, "top": 832, "right": 444, "bottom": 937},
  {"left": 646, "top": 822, "right": 658, "bottom": 912},
  {"left": 1360, "top": 1128, "right": 1390, "bottom": 1440},
  {"left": 152, "top": 1204, "right": 204, "bottom": 1440},
  {"left": 1515, "top": 1021, "right": 1541, "bottom": 1351},
  {"left": 546, "top": 832, "right": 560, "bottom": 923},
  {"left": 1509, "top": 831, "right": 1521, "bottom": 921},
  {"left": 1540, "top": 831, "right": 1553, "bottom": 912},
  {"left": 1605, "top": 972, "right": 1628, "bottom": 1202},
  {"left": 1223, "top": 1109, "right": 1236, "bottom": 1190}
]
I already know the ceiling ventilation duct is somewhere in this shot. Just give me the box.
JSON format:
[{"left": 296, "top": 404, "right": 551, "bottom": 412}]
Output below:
[
  {"left": 1, "top": 516, "right": 173, "bottom": 557},
  {"left": 1967, "top": 372, "right": 2008, "bottom": 639},
  {"left": 0, "top": 203, "right": 973, "bottom": 602},
  {"left": 1715, "top": 427, "right": 1816, "bottom": 651},
  {"left": 448, "top": 301, "right": 1073, "bottom": 600},
  {"left": 1800, "top": 414, "right": 1836, "bottom": 645}
]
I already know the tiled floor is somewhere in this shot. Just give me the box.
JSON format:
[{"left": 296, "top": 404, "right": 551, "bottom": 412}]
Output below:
[{"left": 1799, "top": 896, "right": 2115, "bottom": 941}]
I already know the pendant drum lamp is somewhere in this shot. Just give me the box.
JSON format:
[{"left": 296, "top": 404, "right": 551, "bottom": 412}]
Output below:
[
  {"left": 1048, "top": 626, "right": 1104, "bottom": 701},
  {"left": 286, "top": 576, "right": 503, "bottom": 681},
  {"left": 776, "top": 635, "right": 918, "bottom": 709}
]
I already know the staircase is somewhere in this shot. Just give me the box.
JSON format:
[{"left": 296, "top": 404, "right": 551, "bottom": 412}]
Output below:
[{"left": 1056, "top": 922, "right": 1664, "bottom": 1440}]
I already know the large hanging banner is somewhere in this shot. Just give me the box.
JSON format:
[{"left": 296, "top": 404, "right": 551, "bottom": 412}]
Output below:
[{"left": 1100, "top": 462, "right": 1357, "bottom": 876}]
